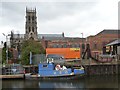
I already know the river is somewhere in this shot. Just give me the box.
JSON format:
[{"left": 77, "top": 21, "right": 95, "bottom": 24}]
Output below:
[{"left": 1, "top": 75, "right": 120, "bottom": 89}]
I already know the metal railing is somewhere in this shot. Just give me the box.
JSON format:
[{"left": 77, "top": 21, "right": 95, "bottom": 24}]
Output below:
[{"left": 2, "top": 64, "right": 24, "bottom": 75}]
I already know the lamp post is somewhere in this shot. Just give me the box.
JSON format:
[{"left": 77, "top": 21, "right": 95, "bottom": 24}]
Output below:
[
  {"left": 2, "top": 33, "right": 8, "bottom": 64},
  {"left": 81, "top": 33, "right": 83, "bottom": 57}
]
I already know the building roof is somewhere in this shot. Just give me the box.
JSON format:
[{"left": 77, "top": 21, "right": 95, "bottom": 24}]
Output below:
[
  {"left": 11, "top": 33, "right": 86, "bottom": 41},
  {"left": 38, "top": 34, "right": 64, "bottom": 40},
  {"left": 38, "top": 34, "right": 63, "bottom": 38},
  {"left": 41, "top": 37, "right": 65, "bottom": 41},
  {"left": 97, "top": 29, "right": 120, "bottom": 35},
  {"left": 12, "top": 34, "right": 25, "bottom": 39},
  {"left": 106, "top": 39, "right": 120, "bottom": 46},
  {"left": 12, "top": 33, "right": 63, "bottom": 39}
]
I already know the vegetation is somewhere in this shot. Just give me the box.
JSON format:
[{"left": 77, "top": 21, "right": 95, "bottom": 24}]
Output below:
[
  {"left": 21, "top": 40, "right": 45, "bottom": 65},
  {"left": 2, "top": 47, "right": 6, "bottom": 64},
  {"left": 2, "top": 42, "right": 13, "bottom": 64}
]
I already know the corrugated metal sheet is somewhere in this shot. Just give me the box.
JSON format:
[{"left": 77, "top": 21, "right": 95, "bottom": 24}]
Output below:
[
  {"left": 117, "top": 46, "right": 120, "bottom": 55},
  {"left": 46, "top": 48, "right": 81, "bottom": 59},
  {"left": 106, "top": 39, "right": 120, "bottom": 46}
]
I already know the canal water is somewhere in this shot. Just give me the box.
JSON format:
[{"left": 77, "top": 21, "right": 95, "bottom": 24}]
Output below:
[{"left": 1, "top": 75, "right": 120, "bottom": 89}]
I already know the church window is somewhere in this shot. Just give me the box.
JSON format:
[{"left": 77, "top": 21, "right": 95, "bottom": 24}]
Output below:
[
  {"left": 28, "top": 16, "right": 30, "bottom": 21},
  {"left": 32, "top": 16, "right": 34, "bottom": 21},
  {"left": 32, "top": 27, "right": 34, "bottom": 32},
  {"left": 29, "top": 27, "right": 31, "bottom": 32}
]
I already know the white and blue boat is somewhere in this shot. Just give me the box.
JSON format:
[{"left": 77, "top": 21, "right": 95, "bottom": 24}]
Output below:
[{"left": 37, "top": 63, "right": 84, "bottom": 79}]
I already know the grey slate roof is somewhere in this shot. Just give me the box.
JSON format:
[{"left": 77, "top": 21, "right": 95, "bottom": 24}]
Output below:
[
  {"left": 12, "top": 33, "right": 63, "bottom": 39},
  {"left": 41, "top": 37, "right": 65, "bottom": 41},
  {"left": 106, "top": 39, "right": 120, "bottom": 46},
  {"left": 13, "top": 34, "right": 25, "bottom": 38},
  {"left": 38, "top": 34, "right": 63, "bottom": 39},
  {"left": 12, "top": 33, "right": 85, "bottom": 41}
]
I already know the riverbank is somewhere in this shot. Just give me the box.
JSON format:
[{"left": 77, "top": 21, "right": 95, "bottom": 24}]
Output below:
[{"left": 1, "top": 59, "right": 120, "bottom": 79}]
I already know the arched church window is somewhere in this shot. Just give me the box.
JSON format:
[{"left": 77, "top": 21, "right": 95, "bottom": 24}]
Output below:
[
  {"left": 32, "top": 16, "right": 34, "bottom": 21},
  {"left": 29, "top": 27, "right": 31, "bottom": 32},
  {"left": 30, "top": 37, "right": 34, "bottom": 40},
  {"left": 28, "top": 16, "right": 30, "bottom": 21},
  {"left": 32, "top": 27, "right": 34, "bottom": 32}
]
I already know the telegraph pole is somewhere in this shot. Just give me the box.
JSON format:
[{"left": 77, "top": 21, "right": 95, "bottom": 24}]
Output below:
[{"left": 81, "top": 33, "right": 83, "bottom": 58}]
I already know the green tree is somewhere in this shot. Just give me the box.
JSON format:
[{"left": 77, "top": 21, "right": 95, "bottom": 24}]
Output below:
[
  {"left": 8, "top": 50, "right": 13, "bottom": 60},
  {"left": 21, "top": 40, "right": 45, "bottom": 65},
  {"left": 2, "top": 47, "right": 6, "bottom": 64},
  {"left": 2, "top": 48, "right": 13, "bottom": 64}
]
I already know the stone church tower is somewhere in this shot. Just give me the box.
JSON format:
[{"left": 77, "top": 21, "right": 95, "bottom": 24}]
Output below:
[{"left": 25, "top": 7, "right": 38, "bottom": 40}]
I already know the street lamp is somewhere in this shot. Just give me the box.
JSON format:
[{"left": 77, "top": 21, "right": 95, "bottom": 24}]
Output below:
[
  {"left": 81, "top": 33, "right": 84, "bottom": 57},
  {"left": 81, "top": 33, "right": 83, "bottom": 44},
  {"left": 2, "top": 33, "right": 8, "bottom": 64}
]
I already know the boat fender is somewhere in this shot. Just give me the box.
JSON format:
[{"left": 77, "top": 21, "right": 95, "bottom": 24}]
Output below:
[{"left": 55, "top": 64, "right": 61, "bottom": 70}]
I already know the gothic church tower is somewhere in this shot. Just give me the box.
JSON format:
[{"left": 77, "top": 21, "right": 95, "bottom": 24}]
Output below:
[{"left": 25, "top": 7, "right": 38, "bottom": 40}]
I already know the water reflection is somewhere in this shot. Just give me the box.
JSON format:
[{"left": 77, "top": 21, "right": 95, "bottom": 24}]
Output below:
[
  {"left": 38, "top": 80, "right": 85, "bottom": 88},
  {"left": 2, "top": 75, "right": 119, "bottom": 89}
]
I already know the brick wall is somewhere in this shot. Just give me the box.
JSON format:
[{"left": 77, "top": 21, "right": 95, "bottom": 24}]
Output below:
[{"left": 86, "top": 33, "right": 119, "bottom": 57}]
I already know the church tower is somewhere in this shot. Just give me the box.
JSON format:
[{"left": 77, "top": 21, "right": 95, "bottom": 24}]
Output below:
[{"left": 25, "top": 7, "right": 38, "bottom": 40}]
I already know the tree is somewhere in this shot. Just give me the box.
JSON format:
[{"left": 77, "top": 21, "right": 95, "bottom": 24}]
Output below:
[
  {"left": 8, "top": 50, "right": 13, "bottom": 60},
  {"left": 2, "top": 42, "right": 13, "bottom": 64},
  {"left": 21, "top": 40, "right": 45, "bottom": 65},
  {"left": 2, "top": 47, "right": 6, "bottom": 64}
]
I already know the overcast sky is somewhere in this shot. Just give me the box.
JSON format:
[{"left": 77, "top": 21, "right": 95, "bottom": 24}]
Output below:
[{"left": 0, "top": 0, "right": 119, "bottom": 43}]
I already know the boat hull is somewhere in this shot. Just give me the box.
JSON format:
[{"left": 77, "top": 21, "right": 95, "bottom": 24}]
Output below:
[{"left": 25, "top": 73, "right": 84, "bottom": 80}]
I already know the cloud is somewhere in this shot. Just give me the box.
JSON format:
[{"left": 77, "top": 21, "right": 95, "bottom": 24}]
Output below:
[
  {"left": 38, "top": 2, "right": 97, "bottom": 34},
  {"left": 0, "top": 0, "right": 119, "bottom": 42}
]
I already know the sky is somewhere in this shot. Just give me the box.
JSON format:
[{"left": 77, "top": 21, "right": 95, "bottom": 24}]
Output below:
[{"left": 0, "top": 0, "right": 119, "bottom": 43}]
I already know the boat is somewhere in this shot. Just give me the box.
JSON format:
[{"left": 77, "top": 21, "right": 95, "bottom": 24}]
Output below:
[{"left": 25, "top": 62, "right": 84, "bottom": 80}]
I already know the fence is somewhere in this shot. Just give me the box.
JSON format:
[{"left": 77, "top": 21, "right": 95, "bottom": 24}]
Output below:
[{"left": 2, "top": 64, "right": 24, "bottom": 75}]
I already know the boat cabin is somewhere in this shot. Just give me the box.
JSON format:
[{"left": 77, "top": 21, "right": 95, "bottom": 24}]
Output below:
[
  {"left": 38, "top": 63, "right": 72, "bottom": 77},
  {"left": 38, "top": 63, "right": 85, "bottom": 77}
]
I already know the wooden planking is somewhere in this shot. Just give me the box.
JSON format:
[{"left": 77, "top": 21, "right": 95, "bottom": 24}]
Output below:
[{"left": 0, "top": 74, "right": 24, "bottom": 79}]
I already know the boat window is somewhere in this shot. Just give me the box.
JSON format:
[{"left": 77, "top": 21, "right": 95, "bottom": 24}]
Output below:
[{"left": 43, "top": 65, "right": 48, "bottom": 67}]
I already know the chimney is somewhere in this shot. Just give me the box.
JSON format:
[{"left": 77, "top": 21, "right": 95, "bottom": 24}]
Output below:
[{"left": 62, "top": 32, "right": 64, "bottom": 37}]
